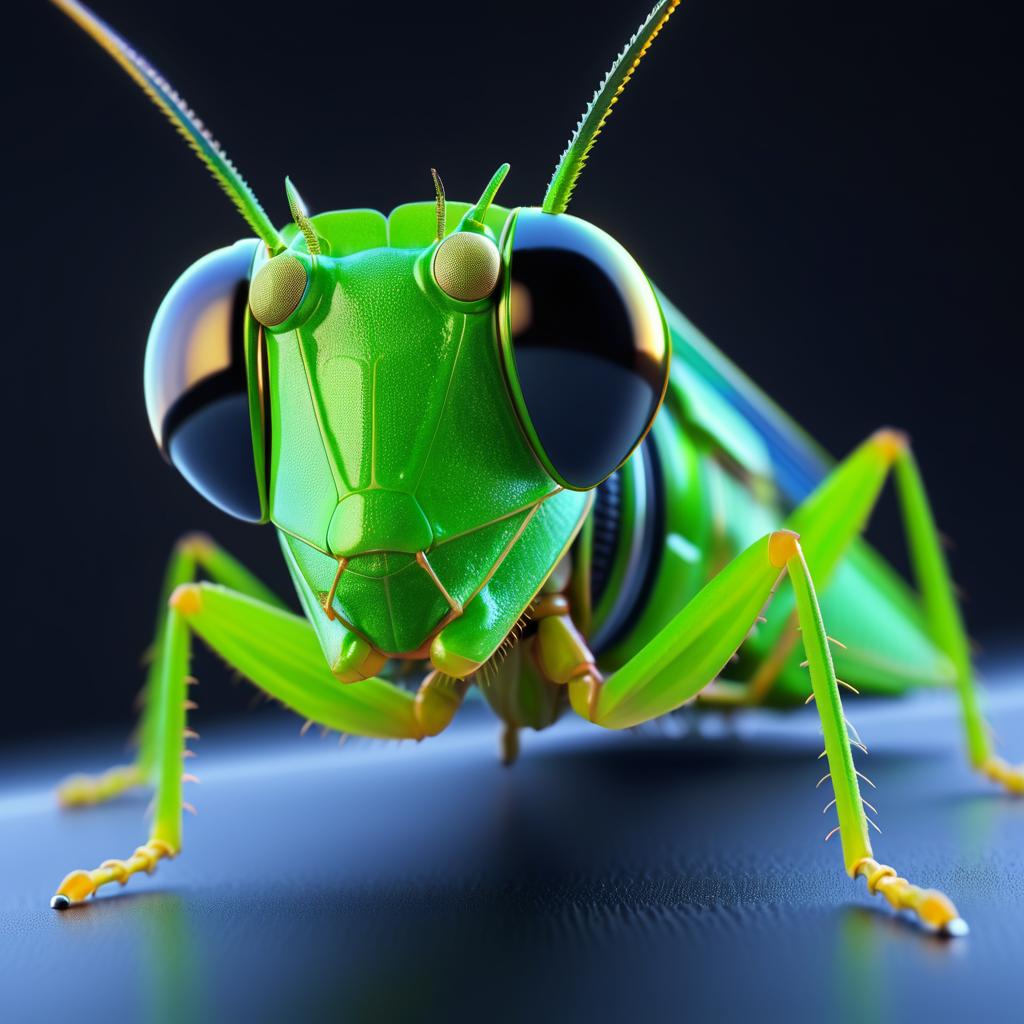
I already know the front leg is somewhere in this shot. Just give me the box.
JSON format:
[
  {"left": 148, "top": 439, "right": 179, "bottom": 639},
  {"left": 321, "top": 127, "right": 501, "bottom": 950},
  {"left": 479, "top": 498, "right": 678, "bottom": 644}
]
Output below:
[
  {"left": 52, "top": 564, "right": 437, "bottom": 908},
  {"left": 536, "top": 531, "right": 965, "bottom": 935},
  {"left": 57, "top": 533, "right": 283, "bottom": 809},
  {"left": 50, "top": 592, "right": 191, "bottom": 907}
]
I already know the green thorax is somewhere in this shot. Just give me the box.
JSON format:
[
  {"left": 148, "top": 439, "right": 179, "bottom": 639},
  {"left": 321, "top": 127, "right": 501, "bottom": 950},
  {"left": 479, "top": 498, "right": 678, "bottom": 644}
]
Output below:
[{"left": 265, "top": 201, "right": 589, "bottom": 669}]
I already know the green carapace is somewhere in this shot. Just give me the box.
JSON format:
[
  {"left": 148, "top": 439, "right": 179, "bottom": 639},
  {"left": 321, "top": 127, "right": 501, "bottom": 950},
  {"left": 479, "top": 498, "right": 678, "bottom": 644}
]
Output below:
[{"left": 48, "top": 0, "right": 1021, "bottom": 933}]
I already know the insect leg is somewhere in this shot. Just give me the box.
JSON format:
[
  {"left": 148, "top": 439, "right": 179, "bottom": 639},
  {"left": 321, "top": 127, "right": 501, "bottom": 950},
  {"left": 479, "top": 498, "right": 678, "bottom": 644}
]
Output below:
[
  {"left": 51, "top": 581, "right": 432, "bottom": 908},
  {"left": 780, "top": 429, "right": 1021, "bottom": 793},
  {"left": 57, "top": 533, "right": 284, "bottom": 809},
  {"left": 890, "top": 440, "right": 1022, "bottom": 792},
  {"left": 166, "top": 583, "right": 429, "bottom": 739},
  {"left": 51, "top": 588, "right": 190, "bottom": 908},
  {"left": 568, "top": 529, "right": 964, "bottom": 934}
]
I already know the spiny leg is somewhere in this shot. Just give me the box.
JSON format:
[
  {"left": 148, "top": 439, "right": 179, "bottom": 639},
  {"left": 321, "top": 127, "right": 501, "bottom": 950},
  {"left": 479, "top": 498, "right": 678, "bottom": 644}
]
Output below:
[
  {"left": 551, "top": 530, "right": 964, "bottom": 934},
  {"left": 57, "top": 533, "right": 283, "bottom": 809},
  {"left": 51, "top": 595, "right": 190, "bottom": 907},
  {"left": 781, "top": 429, "right": 1021, "bottom": 793},
  {"left": 52, "top": 582, "right": 439, "bottom": 908}
]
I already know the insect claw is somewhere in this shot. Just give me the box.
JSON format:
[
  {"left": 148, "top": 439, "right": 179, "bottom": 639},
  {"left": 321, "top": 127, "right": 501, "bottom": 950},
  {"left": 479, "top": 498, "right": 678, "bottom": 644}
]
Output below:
[{"left": 824, "top": 826, "right": 841, "bottom": 843}]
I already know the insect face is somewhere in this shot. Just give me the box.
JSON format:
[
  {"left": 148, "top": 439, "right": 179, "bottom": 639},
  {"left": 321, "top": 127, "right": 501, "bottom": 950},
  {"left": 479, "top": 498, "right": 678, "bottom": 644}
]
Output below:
[{"left": 143, "top": 173, "right": 670, "bottom": 669}]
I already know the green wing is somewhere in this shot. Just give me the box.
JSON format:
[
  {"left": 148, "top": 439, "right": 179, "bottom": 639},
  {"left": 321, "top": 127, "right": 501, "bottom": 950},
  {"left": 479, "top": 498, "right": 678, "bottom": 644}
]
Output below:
[{"left": 655, "top": 286, "right": 833, "bottom": 503}]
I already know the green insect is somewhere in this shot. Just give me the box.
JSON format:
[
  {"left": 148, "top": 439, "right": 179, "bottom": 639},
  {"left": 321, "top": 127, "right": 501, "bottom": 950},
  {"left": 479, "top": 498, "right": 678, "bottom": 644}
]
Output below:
[{"left": 49, "top": 0, "right": 1021, "bottom": 932}]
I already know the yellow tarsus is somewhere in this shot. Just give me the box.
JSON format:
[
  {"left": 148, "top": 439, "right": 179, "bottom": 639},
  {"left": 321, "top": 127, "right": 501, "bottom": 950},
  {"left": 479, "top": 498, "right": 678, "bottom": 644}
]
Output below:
[
  {"left": 57, "top": 764, "right": 144, "bottom": 808},
  {"left": 852, "top": 857, "right": 966, "bottom": 934},
  {"left": 51, "top": 838, "right": 176, "bottom": 908}
]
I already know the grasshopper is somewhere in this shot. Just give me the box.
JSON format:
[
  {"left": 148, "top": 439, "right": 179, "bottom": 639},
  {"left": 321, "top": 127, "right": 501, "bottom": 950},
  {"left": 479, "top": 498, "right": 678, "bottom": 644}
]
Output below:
[{"left": 49, "top": 0, "right": 1021, "bottom": 933}]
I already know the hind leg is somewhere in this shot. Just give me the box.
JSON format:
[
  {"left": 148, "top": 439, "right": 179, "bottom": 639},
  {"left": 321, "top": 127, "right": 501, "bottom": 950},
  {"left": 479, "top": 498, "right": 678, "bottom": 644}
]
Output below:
[{"left": 756, "top": 430, "right": 1021, "bottom": 792}]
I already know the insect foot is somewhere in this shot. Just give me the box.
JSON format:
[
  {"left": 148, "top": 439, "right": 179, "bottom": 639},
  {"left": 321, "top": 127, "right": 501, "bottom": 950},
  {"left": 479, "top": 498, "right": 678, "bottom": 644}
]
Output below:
[
  {"left": 979, "top": 755, "right": 1024, "bottom": 795},
  {"left": 50, "top": 839, "right": 176, "bottom": 909},
  {"left": 56, "top": 764, "right": 145, "bottom": 808},
  {"left": 852, "top": 857, "right": 968, "bottom": 937}
]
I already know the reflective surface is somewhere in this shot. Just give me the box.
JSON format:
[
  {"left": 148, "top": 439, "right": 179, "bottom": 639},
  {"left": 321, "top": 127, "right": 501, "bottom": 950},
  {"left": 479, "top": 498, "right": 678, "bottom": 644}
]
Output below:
[
  {"left": 500, "top": 210, "right": 669, "bottom": 489},
  {"left": 144, "top": 240, "right": 263, "bottom": 522},
  {"left": 3, "top": 682, "right": 1022, "bottom": 1023}
]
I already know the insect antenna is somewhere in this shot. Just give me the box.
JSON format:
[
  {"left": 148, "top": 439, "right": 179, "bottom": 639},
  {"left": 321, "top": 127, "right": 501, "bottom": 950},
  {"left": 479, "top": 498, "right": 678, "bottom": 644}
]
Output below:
[
  {"left": 542, "top": 0, "right": 682, "bottom": 214},
  {"left": 51, "top": 0, "right": 283, "bottom": 251},
  {"left": 431, "top": 168, "right": 447, "bottom": 240},
  {"left": 285, "top": 178, "right": 322, "bottom": 255}
]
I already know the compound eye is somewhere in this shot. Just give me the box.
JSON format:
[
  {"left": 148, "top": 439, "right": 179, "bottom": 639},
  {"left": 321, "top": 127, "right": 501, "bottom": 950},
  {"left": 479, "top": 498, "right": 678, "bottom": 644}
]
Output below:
[
  {"left": 498, "top": 208, "right": 669, "bottom": 490},
  {"left": 432, "top": 231, "right": 501, "bottom": 302},
  {"left": 144, "top": 240, "right": 266, "bottom": 522},
  {"left": 249, "top": 252, "right": 309, "bottom": 327}
]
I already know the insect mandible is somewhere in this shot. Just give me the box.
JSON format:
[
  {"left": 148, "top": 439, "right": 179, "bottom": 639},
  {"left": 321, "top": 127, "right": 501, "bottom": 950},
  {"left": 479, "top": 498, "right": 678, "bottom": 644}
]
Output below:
[{"left": 48, "top": 0, "right": 1022, "bottom": 933}]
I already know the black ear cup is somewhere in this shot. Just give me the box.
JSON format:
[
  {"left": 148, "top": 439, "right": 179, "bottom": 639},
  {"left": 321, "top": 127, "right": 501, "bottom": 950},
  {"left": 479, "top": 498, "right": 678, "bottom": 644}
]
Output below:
[
  {"left": 144, "top": 239, "right": 268, "bottom": 522},
  {"left": 497, "top": 208, "right": 669, "bottom": 490}
]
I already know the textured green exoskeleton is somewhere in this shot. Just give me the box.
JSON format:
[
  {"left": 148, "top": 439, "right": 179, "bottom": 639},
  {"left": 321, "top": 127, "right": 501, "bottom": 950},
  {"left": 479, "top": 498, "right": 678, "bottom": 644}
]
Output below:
[{"left": 49, "top": 0, "right": 1021, "bottom": 934}]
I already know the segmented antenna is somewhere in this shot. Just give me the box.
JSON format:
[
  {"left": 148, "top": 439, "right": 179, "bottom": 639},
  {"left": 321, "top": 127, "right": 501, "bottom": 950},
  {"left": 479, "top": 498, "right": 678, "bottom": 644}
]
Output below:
[
  {"left": 431, "top": 168, "right": 447, "bottom": 240},
  {"left": 542, "top": 0, "right": 681, "bottom": 214},
  {"left": 285, "top": 177, "right": 321, "bottom": 255},
  {"left": 52, "top": 0, "right": 283, "bottom": 250}
]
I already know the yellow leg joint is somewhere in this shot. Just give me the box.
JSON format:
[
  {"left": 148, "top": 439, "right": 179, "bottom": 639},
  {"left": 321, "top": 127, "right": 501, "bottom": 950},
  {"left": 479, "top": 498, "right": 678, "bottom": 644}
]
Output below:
[
  {"left": 51, "top": 838, "right": 177, "bottom": 909},
  {"left": 979, "top": 755, "right": 1024, "bottom": 795},
  {"left": 852, "top": 857, "right": 967, "bottom": 936}
]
